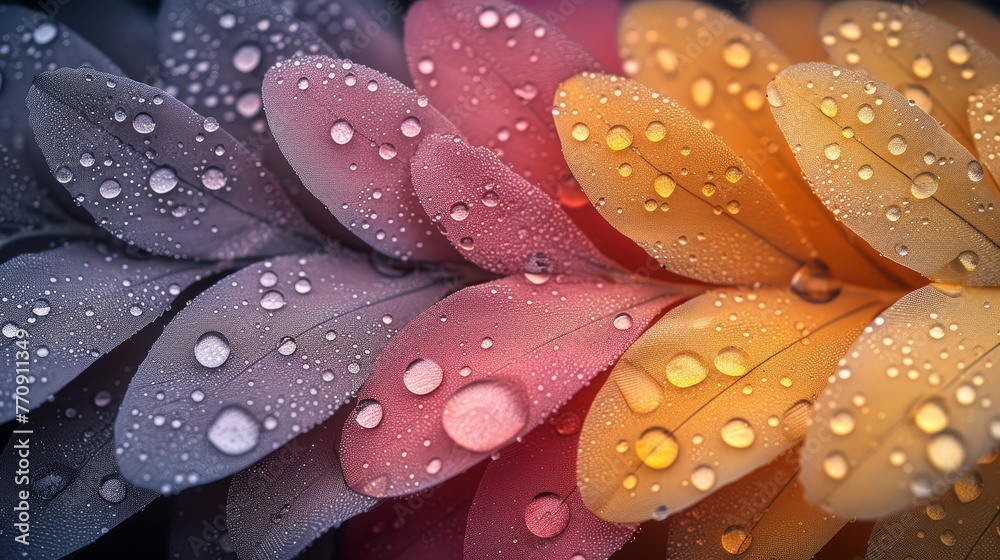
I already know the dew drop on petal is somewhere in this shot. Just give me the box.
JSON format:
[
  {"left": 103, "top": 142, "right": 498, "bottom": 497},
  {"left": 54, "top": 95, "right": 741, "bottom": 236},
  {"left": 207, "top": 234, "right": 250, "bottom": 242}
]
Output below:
[
  {"left": 232, "top": 43, "right": 262, "bottom": 73},
  {"left": 98, "top": 475, "right": 128, "bottom": 504},
  {"left": 606, "top": 125, "right": 633, "bottom": 151},
  {"left": 720, "top": 418, "right": 755, "bottom": 448},
  {"left": 524, "top": 492, "right": 571, "bottom": 538},
  {"left": 260, "top": 290, "right": 286, "bottom": 310},
  {"left": 330, "top": 119, "right": 354, "bottom": 144},
  {"left": 400, "top": 116, "right": 422, "bottom": 137},
  {"left": 149, "top": 167, "right": 178, "bottom": 194},
  {"left": 691, "top": 464, "right": 716, "bottom": 491},
  {"left": 132, "top": 113, "right": 155, "bottom": 134},
  {"left": 823, "top": 451, "right": 849, "bottom": 479},
  {"left": 403, "top": 358, "right": 444, "bottom": 395},
  {"left": 441, "top": 381, "right": 527, "bottom": 452},
  {"left": 635, "top": 427, "right": 679, "bottom": 469},
  {"left": 207, "top": 406, "right": 259, "bottom": 456},
  {"left": 665, "top": 351, "right": 708, "bottom": 388},
  {"left": 194, "top": 331, "right": 230, "bottom": 368},
  {"left": 613, "top": 313, "right": 633, "bottom": 330},
  {"left": 355, "top": 399, "right": 384, "bottom": 429},
  {"left": 721, "top": 525, "right": 752, "bottom": 554}
]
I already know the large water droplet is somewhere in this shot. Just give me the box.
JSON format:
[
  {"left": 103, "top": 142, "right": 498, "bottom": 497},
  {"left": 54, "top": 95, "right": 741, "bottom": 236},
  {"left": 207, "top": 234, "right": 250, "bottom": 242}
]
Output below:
[
  {"left": 635, "top": 427, "right": 680, "bottom": 469},
  {"left": 524, "top": 492, "right": 571, "bottom": 538},
  {"left": 132, "top": 113, "right": 155, "bottom": 134},
  {"left": 691, "top": 464, "right": 716, "bottom": 491},
  {"left": 914, "top": 399, "right": 948, "bottom": 434},
  {"left": 665, "top": 352, "right": 708, "bottom": 388},
  {"left": 330, "top": 120, "right": 355, "bottom": 144},
  {"left": 355, "top": 399, "right": 383, "bottom": 428},
  {"left": 910, "top": 172, "right": 938, "bottom": 199},
  {"left": 927, "top": 431, "right": 965, "bottom": 472},
  {"left": 99, "top": 179, "right": 122, "bottom": 199},
  {"left": 441, "top": 380, "right": 527, "bottom": 452},
  {"left": 720, "top": 418, "right": 755, "bottom": 448},
  {"left": 207, "top": 406, "right": 260, "bottom": 456},
  {"left": 232, "top": 43, "right": 262, "bottom": 73},
  {"left": 721, "top": 525, "right": 752, "bottom": 554},
  {"left": 722, "top": 39, "right": 752, "bottom": 69},
  {"left": 823, "top": 451, "right": 849, "bottom": 479},
  {"left": 714, "top": 347, "right": 750, "bottom": 377},
  {"left": 260, "top": 290, "right": 286, "bottom": 310},
  {"left": 605, "top": 125, "right": 633, "bottom": 151},
  {"left": 403, "top": 358, "right": 444, "bottom": 395},
  {"left": 791, "top": 259, "right": 843, "bottom": 303},
  {"left": 201, "top": 166, "right": 227, "bottom": 190},
  {"left": 149, "top": 167, "right": 178, "bottom": 194},
  {"left": 98, "top": 474, "right": 128, "bottom": 503},
  {"left": 194, "top": 331, "right": 231, "bottom": 368},
  {"left": 478, "top": 8, "right": 500, "bottom": 29}
]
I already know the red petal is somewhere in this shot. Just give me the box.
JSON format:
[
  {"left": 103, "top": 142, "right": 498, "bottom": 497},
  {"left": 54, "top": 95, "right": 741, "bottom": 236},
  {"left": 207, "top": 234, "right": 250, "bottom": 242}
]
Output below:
[
  {"left": 404, "top": 0, "right": 600, "bottom": 206},
  {"left": 464, "top": 373, "right": 635, "bottom": 559},
  {"left": 339, "top": 274, "right": 689, "bottom": 498},
  {"left": 340, "top": 462, "right": 488, "bottom": 559},
  {"left": 263, "top": 56, "right": 461, "bottom": 262},
  {"left": 529, "top": 0, "right": 623, "bottom": 73},
  {"left": 412, "top": 134, "right": 622, "bottom": 277}
]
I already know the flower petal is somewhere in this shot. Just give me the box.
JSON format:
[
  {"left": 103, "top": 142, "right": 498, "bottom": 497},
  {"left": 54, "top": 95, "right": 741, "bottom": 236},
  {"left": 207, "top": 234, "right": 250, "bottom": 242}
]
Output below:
[
  {"left": 748, "top": 0, "right": 827, "bottom": 63},
  {"left": 924, "top": 0, "right": 1000, "bottom": 59},
  {"left": 227, "top": 415, "right": 378, "bottom": 560},
  {"left": 969, "top": 84, "right": 1000, "bottom": 186},
  {"left": 577, "top": 286, "right": 890, "bottom": 523},
  {"left": 168, "top": 479, "right": 237, "bottom": 560},
  {"left": 340, "top": 274, "right": 689, "bottom": 498},
  {"left": 403, "top": 0, "right": 600, "bottom": 206},
  {"left": 0, "top": 6, "right": 121, "bottom": 242},
  {"left": 800, "top": 284, "right": 1000, "bottom": 518},
  {"left": 464, "top": 376, "right": 635, "bottom": 560},
  {"left": 262, "top": 56, "right": 461, "bottom": 262},
  {"left": 527, "top": 0, "right": 623, "bottom": 73},
  {"left": 115, "top": 251, "right": 447, "bottom": 493},
  {"left": 665, "top": 447, "right": 847, "bottom": 559},
  {"left": 819, "top": 1, "right": 1000, "bottom": 158},
  {"left": 411, "top": 133, "right": 622, "bottom": 278},
  {"left": 0, "top": 332, "right": 158, "bottom": 559},
  {"left": 769, "top": 63, "right": 1000, "bottom": 285},
  {"left": 618, "top": 1, "right": 916, "bottom": 290},
  {"left": 555, "top": 72, "right": 812, "bottom": 286},
  {"left": 0, "top": 242, "right": 214, "bottom": 423},
  {"left": 155, "top": 0, "right": 354, "bottom": 241},
  {"left": 339, "top": 463, "right": 488, "bottom": 559},
  {"left": 288, "top": 0, "right": 410, "bottom": 83},
  {"left": 866, "top": 453, "right": 1000, "bottom": 560},
  {"left": 27, "top": 67, "right": 320, "bottom": 261}
]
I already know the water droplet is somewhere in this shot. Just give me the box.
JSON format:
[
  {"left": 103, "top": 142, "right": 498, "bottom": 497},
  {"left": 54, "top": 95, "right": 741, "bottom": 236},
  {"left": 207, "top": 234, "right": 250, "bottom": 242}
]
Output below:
[
  {"left": 330, "top": 119, "right": 354, "bottom": 144},
  {"left": 378, "top": 143, "right": 397, "bottom": 160},
  {"left": 259, "top": 271, "right": 278, "bottom": 287},
  {"left": 820, "top": 97, "right": 839, "bottom": 117},
  {"left": 277, "top": 336, "right": 297, "bottom": 356},
  {"left": 721, "top": 418, "right": 755, "bottom": 448},
  {"left": 207, "top": 406, "right": 260, "bottom": 456},
  {"left": 636, "top": 427, "right": 680, "bottom": 469},
  {"left": 613, "top": 313, "right": 633, "bottom": 330},
  {"left": 260, "top": 290, "right": 286, "bottom": 310},
  {"left": 191, "top": 389, "right": 205, "bottom": 402},
  {"left": 765, "top": 81, "right": 784, "bottom": 107},
  {"left": 829, "top": 410, "right": 856, "bottom": 435},
  {"left": 400, "top": 116, "right": 422, "bottom": 137},
  {"left": 910, "top": 172, "right": 938, "bottom": 199},
  {"left": 722, "top": 39, "right": 752, "bottom": 69},
  {"left": 927, "top": 431, "right": 965, "bottom": 472},
  {"left": 957, "top": 251, "right": 979, "bottom": 272},
  {"left": 504, "top": 10, "right": 522, "bottom": 29},
  {"left": 646, "top": 121, "right": 666, "bottom": 142},
  {"left": 478, "top": 8, "right": 500, "bottom": 29},
  {"left": 99, "top": 179, "right": 122, "bottom": 199},
  {"left": 824, "top": 143, "right": 841, "bottom": 161},
  {"left": 149, "top": 167, "right": 178, "bottom": 194},
  {"left": 912, "top": 54, "right": 934, "bottom": 79},
  {"left": 98, "top": 475, "right": 127, "bottom": 503},
  {"left": 513, "top": 82, "right": 538, "bottom": 102},
  {"left": 691, "top": 76, "right": 715, "bottom": 107},
  {"left": 32, "top": 298, "right": 51, "bottom": 317},
  {"left": 721, "top": 525, "right": 752, "bottom": 554},
  {"left": 232, "top": 44, "right": 262, "bottom": 73},
  {"left": 417, "top": 57, "right": 435, "bottom": 75},
  {"left": 606, "top": 125, "right": 633, "bottom": 151},
  {"left": 551, "top": 411, "right": 581, "bottom": 435},
  {"left": 55, "top": 166, "right": 73, "bottom": 184},
  {"left": 857, "top": 104, "right": 875, "bottom": 124},
  {"left": 823, "top": 452, "right": 849, "bottom": 479},
  {"left": 132, "top": 113, "right": 155, "bottom": 134},
  {"left": 94, "top": 391, "right": 112, "bottom": 407},
  {"left": 33, "top": 465, "right": 73, "bottom": 499},
  {"left": 571, "top": 122, "right": 590, "bottom": 141},
  {"left": 859, "top": 165, "right": 875, "bottom": 181},
  {"left": 200, "top": 167, "right": 227, "bottom": 190},
  {"left": 665, "top": 352, "right": 708, "bottom": 388},
  {"left": 954, "top": 471, "right": 983, "bottom": 503},
  {"left": 80, "top": 152, "right": 95, "bottom": 167},
  {"left": 33, "top": 22, "right": 58, "bottom": 45},
  {"left": 450, "top": 203, "right": 470, "bottom": 221},
  {"left": 194, "top": 331, "right": 230, "bottom": 368},
  {"left": 403, "top": 358, "right": 444, "bottom": 395},
  {"left": 791, "top": 259, "right": 843, "bottom": 303},
  {"left": 838, "top": 19, "right": 862, "bottom": 41},
  {"left": 968, "top": 160, "right": 985, "bottom": 182},
  {"left": 915, "top": 400, "right": 948, "bottom": 434},
  {"left": 724, "top": 166, "right": 743, "bottom": 184},
  {"left": 480, "top": 337, "right": 493, "bottom": 349},
  {"left": 654, "top": 175, "right": 676, "bottom": 198},
  {"left": 715, "top": 347, "right": 750, "bottom": 377},
  {"left": 524, "top": 492, "right": 571, "bottom": 538},
  {"left": 887, "top": 135, "right": 908, "bottom": 155},
  {"left": 355, "top": 399, "right": 383, "bottom": 428},
  {"left": 441, "top": 380, "right": 528, "bottom": 452},
  {"left": 691, "top": 464, "right": 716, "bottom": 491}
]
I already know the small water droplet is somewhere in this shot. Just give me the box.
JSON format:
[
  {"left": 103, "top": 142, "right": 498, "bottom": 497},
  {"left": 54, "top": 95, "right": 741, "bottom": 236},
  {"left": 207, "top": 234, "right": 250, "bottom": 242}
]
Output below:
[
  {"left": 605, "top": 125, "right": 633, "bottom": 151},
  {"left": 720, "top": 418, "right": 755, "bottom": 448},
  {"left": 403, "top": 358, "right": 444, "bottom": 395},
  {"left": 260, "top": 290, "right": 286, "bottom": 310},
  {"left": 232, "top": 43, "right": 262, "bottom": 73},
  {"left": 355, "top": 399, "right": 384, "bottom": 428},
  {"left": 207, "top": 406, "right": 260, "bottom": 456},
  {"left": 330, "top": 119, "right": 354, "bottom": 144}
]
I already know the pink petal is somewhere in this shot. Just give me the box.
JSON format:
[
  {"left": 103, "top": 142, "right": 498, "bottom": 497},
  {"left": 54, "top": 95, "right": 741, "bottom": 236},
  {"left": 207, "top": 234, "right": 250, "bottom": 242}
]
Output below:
[
  {"left": 412, "top": 133, "right": 622, "bottom": 277},
  {"left": 340, "top": 463, "right": 488, "bottom": 559},
  {"left": 340, "top": 274, "right": 689, "bottom": 498},
  {"left": 404, "top": 0, "right": 600, "bottom": 207},
  {"left": 262, "top": 56, "right": 461, "bottom": 262},
  {"left": 464, "top": 374, "right": 635, "bottom": 559},
  {"left": 528, "top": 0, "right": 623, "bottom": 73}
]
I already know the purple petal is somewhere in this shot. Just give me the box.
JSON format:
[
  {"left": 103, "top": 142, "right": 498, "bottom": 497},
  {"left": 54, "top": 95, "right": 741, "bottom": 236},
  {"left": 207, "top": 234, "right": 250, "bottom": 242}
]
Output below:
[
  {"left": 26, "top": 67, "right": 320, "bottom": 261},
  {"left": 0, "top": 241, "right": 215, "bottom": 423},
  {"left": 115, "top": 250, "right": 448, "bottom": 493},
  {"left": 168, "top": 479, "right": 238, "bottom": 560}
]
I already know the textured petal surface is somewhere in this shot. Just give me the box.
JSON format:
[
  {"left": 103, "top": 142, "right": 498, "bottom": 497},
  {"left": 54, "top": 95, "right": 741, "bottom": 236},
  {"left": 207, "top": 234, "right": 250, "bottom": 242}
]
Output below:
[
  {"left": 555, "top": 72, "right": 812, "bottom": 286},
  {"left": 227, "top": 414, "right": 378, "bottom": 560},
  {"left": 263, "top": 56, "right": 461, "bottom": 261},
  {"left": 0, "top": 6, "right": 121, "bottom": 241},
  {"left": 116, "top": 251, "right": 447, "bottom": 493},
  {"left": 0, "top": 332, "right": 158, "bottom": 559},
  {"left": 527, "top": 0, "right": 622, "bottom": 73},
  {"left": 339, "top": 463, "right": 487, "bottom": 559},
  {"left": 577, "top": 286, "right": 891, "bottom": 523},
  {"left": 748, "top": 0, "right": 827, "bottom": 63},
  {"left": 801, "top": 284, "right": 1000, "bottom": 518},
  {"left": 27, "top": 67, "right": 319, "bottom": 261},
  {"left": 924, "top": 0, "right": 1000, "bottom": 59},
  {"left": 0, "top": 242, "right": 212, "bottom": 423},
  {"left": 665, "top": 447, "right": 847, "bottom": 559},
  {"left": 168, "top": 479, "right": 237, "bottom": 560},
  {"left": 770, "top": 63, "right": 1000, "bottom": 285},
  {"left": 464, "top": 375, "right": 635, "bottom": 560},
  {"left": 619, "top": 1, "right": 915, "bottom": 290},
  {"left": 341, "top": 274, "right": 689, "bottom": 498},
  {"left": 404, "top": 0, "right": 601, "bottom": 206},
  {"left": 969, "top": 84, "right": 1000, "bottom": 186},
  {"left": 819, "top": 1, "right": 1000, "bottom": 159},
  {"left": 866, "top": 453, "right": 1000, "bottom": 560},
  {"left": 412, "top": 133, "right": 622, "bottom": 278}
]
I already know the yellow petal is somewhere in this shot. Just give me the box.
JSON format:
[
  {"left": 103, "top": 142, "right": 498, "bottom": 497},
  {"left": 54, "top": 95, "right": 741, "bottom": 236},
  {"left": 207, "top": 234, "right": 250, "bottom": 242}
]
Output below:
[
  {"left": 666, "top": 447, "right": 847, "bottom": 559},
  {"left": 769, "top": 63, "right": 1000, "bottom": 286},
  {"left": 924, "top": 0, "right": 1000, "bottom": 60},
  {"left": 554, "top": 72, "right": 812, "bottom": 286},
  {"left": 749, "top": 0, "right": 827, "bottom": 63},
  {"left": 577, "top": 286, "right": 890, "bottom": 522},
  {"left": 819, "top": 1, "right": 1000, "bottom": 158},
  {"left": 801, "top": 284, "right": 1000, "bottom": 518},
  {"left": 618, "top": 0, "right": 918, "bottom": 290},
  {"left": 969, "top": 84, "right": 1000, "bottom": 187}
]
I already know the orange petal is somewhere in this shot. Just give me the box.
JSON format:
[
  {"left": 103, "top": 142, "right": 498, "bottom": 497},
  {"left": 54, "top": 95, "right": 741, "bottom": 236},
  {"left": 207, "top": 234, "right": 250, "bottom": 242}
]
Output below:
[
  {"left": 577, "top": 286, "right": 890, "bottom": 522},
  {"left": 867, "top": 452, "right": 1000, "bottom": 560},
  {"left": 819, "top": 1, "right": 1000, "bottom": 158},
  {"left": 554, "top": 72, "right": 812, "bottom": 286},
  {"left": 665, "top": 447, "right": 847, "bottom": 559},
  {"left": 800, "top": 284, "right": 1000, "bottom": 518},
  {"left": 769, "top": 63, "right": 1000, "bottom": 286},
  {"left": 749, "top": 0, "right": 827, "bottom": 63},
  {"left": 923, "top": 0, "right": 1000, "bottom": 59},
  {"left": 969, "top": 84, "right": 1000, "bottom": 187},
  {"left": 618, "top": 0, "right": 918, "bottom": 290}
]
